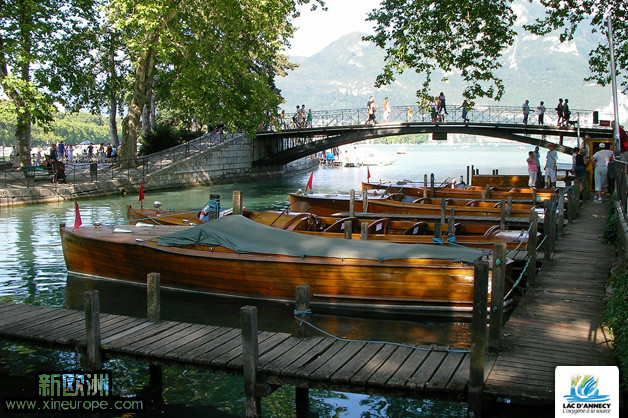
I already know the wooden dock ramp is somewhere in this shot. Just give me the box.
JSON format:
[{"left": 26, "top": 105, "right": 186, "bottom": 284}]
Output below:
[{"left": 484, "top": 200, "right": 616, "bottom": 404}]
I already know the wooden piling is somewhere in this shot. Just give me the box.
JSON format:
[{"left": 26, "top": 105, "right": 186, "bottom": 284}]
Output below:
[
  {"left": 362, "top": 188, "right": 369, "bottom": 213},
  {"left": 360, "top": 222, "right": 369, "bottom": 240},
  {"left": 423, "top": 174, "right": 428, "bottom": 198},
  {"left": 471, "top": 165, "right": 475, "bottom": 186},
  {"left": 430, "top": 173, "right": 435, "bottom": 198},
  {"left": 469, "top": 260, "right": 489, "bottom": 417},
  {"left": 344, "top": 221, "right": 353, "bottom": 239},
  {"left": 527, "top": 211, "right": 538, "bottom": 286},
  {"left": 295, "top": 286, "right": 311, "bottom": 418},
  {"left": 433, "top": 223, "right": 442, "bottom": 241},
  {"left": 241, "top": 306, "right": 261, "bottom": 418},
  {"left": 567, "top": 187, "right": 575, "bottom": 224},
  {"left": 481, "top": 186, "right": 486, "bottom": 202},
  {"left": 506, "top": 196, "right": 513, "bottom": 218},
  {"left": 489, "top": 243, "right": 507, "bottom": 352},
  {"left": 440, "top": 198, "right": 447, "bottom": 224},
  {"left": 349, "top": 189, "right": 355, "bottom": 217},
  {"left": 233, "top": 190, "right": 243, "bottom": 215},
  {"left": 467, "top": 166, "right": 470, "bottom": 186},
  {"left": 499, "top": 200, "right": 506, "bottom": 230},
  {"left": 557, "top": 189, "right": 565, "bottom": 237},
  {"left": 84, "top": 290, "right": 102, "bottom": 370},
  {"left": 447, "top": 211, "right": 455, "bottom": 239},
  {"left": 147, "top": 272, "right": 160, "bottom": 322}
]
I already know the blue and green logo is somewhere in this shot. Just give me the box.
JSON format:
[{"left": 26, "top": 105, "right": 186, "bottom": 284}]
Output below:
[{"left": 564, "top": 374, "right": 611, "bottom": 403}]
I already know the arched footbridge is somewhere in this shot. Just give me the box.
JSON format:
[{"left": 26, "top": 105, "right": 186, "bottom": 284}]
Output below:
[{"left": 253, "top": 104, "right": 615, "bottom": 166}]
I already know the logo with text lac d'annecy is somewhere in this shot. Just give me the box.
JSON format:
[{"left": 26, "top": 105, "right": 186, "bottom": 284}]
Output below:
[{"left": 555, "top": 366, "right": 619, "bottom": 417}]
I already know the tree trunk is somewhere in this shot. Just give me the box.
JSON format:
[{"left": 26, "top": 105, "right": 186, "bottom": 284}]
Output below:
[
  {"left": 16, "top": 110, "right": 31, "bottom": 167},
  {"left": 108, "top": 39, "right": 119, "bottom": 148},
  {"left": 121, "top": 47, "right": 156, "bottom": 168}
]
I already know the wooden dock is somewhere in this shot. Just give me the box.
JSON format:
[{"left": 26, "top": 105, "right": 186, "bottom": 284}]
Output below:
[
  {"left": 484, "top": 199, "right": 616, "bottom": 404},
  {"left": 0, "top": 301, "right": 476, "bottom": 402}
]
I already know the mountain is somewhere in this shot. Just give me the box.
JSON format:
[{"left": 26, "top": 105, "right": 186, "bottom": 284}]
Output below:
[{"left": 276, "top": 2, "right": 626, "bottom": 121}]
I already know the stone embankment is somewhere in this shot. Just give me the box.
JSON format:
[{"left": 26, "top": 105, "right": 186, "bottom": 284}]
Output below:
[{"left": 0, "top": 134, "right": 317, "bottom": 207}]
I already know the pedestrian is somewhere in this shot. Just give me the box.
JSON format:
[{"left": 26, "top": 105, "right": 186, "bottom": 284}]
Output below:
[
  {"left": 292, "top": 105, "right": 300, "bottom": 128},
  {"left": 67, "top": 145, "right": 73, "bottom": 163},
  {"left": 563, "top": 99, "right": 571, "bottom": 126},
  {"left": 522, "top": 100, "right": 530, "bottom": 125},
  {"left": 279, "top": 110, "right": 286, "bottom": 129},
  {"left": 537, "top": 101, "right": 546, "bottom": 125},
  {"left": 87, "top": 143, "right": 94, "bottom": 160},
  {"left": 545, "top": 143, "right": 558, "bottom": 189},
  {"left": 527, "top": 151, "right": 538, "bottom": 188},
  {"left": 306, "top": 109, "right": 313, "bottom": 128},
  {"left": 460, "top": 100, "right": 470, "bottom": 123},
  {"left": 555, "top": 98, "right": 564, "bottom": 126},
  {"left": 299, "top": 104, "right": 306, "bottom": 128},
  {"left": 573, "top": 147, "right": 587, "bottom": 183},
  {"left": 58, "top": 141, "right": 65, "bottom": 161},
  {"left": 438, "top": 92, "right": 447, "bottom": 122},
  {"left": 591, "top": 143, "right": 614, "bottom": 201},
  {"left": 366, "top": 97, "right": 377, "bottom": 125},
  {"left": 430, "top": 99, "right": 437, "bottom": 123},
  {"left": 382, "top": 97, "right": 391, "bottom": 123}
]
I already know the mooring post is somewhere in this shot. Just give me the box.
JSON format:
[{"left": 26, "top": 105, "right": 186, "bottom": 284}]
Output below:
[
  {"left": 532, "top": 189, "right": 537, "bottom": 205},
  {"left": 481, "top": 186, "right": 486, "bottom": 202},
  {"left": 147, "top": 272, "right": 160, "bottom": 322},
  {"left": 360, "top": 222, "right": 369, "bottom": 240},
  {"left": 344, "top": 220, "right": 353, "bottom": 239},
  {"left": 574, "top": 178, "right": 581, "bottom": 213},
  {"left": 499, "top": 200, "right": 506, "bottom": 231},
  {"left": 423, "top": 174, "right": 428, "bottom": 198},
  {"left": 567, "top": 187, "right": 575, "bottom": 224},
  {"left": 433, "top": 222, "right": 442, "bottom": 242},
  {"left": 506, "top": 196, "right": 513, "bottom": 219},
  {"left": 349, "top": 189, "right": 355, "bottom": 217},
  {"left": 467, "top": 166, "right": 470, "bottom": 186},
  {"left": 550, "top": 194, "right": 558, "bottom": 254},
  {"left": 233, "top": 190, "right": 243, "bottom": 215},
  {"left": 557, "top": 189, "right": 565, "bottom": 238},
  {"left": 294, "top": 286, "right": 310, "bottom": 418},
  {"left": 362, "top": 188, "right": 369, "bottom": 213},
  {"left": 489, "top": 243, "right": 507, "bottom": 352},
  {"left": 430, "top": 173, "right": 435, "bottom": 198},
  {"left": 471, "top": 165, "right": 475, "bottom": 186},
  {"left": 469, "top": 260, "right": 489, "bottom": 417},
  {"left": 241, "top": 306, "right": 261, "bottom": 418},
  {"left": 527, "top": 211, "right": 538, "bottom": 286},
  {"left": 440, "top": 198, "right": 447, "bottom": 224},
  {"left": 447, "top": 210, "right": 455, "bottom": 239},
  {"left": 84, "top": 290, "right": 102, "bottom": 370}
]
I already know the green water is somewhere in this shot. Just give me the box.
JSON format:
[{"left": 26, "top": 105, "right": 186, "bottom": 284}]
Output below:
[{"left": 0, "top": 143, "right": 569, "bottom": 416}]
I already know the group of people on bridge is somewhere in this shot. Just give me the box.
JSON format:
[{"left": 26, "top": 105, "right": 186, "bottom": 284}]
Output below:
[{"left": 522, "top": 98, "right": 574, "bottom": 126}]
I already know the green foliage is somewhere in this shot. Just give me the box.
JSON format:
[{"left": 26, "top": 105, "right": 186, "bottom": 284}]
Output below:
[
  {"left": 138, "top": 124, "right": 196, "bottom": 156},
  {"left": 604, "top": 269, "right": 628, "bottom": 389},
  {"left": 603, "top": 204, "right": 619, "bottom": 245},
  {"left": 372, "top": 134, "right": 429, "bottom": 145}
]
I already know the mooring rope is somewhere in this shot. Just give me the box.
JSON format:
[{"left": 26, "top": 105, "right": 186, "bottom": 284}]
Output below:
[{"left": 294, "top": 311, "right": 470, "bottom": 353}]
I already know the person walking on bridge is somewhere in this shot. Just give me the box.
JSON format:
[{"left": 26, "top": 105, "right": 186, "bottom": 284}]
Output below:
[
  {"left": 544, "top": 143, "right": 558, "bottom": 189},
  {"left": 555, "top": 98, "right": 564, "bottom": 127},
  {"left": 592, "top": 143, "right": 614, "bottom": 201},
  {"left": 522, "top": 100, "right": 530, "bottom": 125},
  {"left": 537, "top": 101, "right": 546, "bottom": 125},
  {"left": 382, "top": 97, "right": 391, "bottom": 124},
  {"left": 366, "top": 96, "right": 377, "bottom": 125}
]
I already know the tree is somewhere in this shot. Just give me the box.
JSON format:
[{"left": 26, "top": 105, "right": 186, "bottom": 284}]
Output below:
[
  {"left": 0, "top": 0, "right": 97, "bottom": 166},
  {"left": 106, "top": 0, "right": 324, "bottom": 168},
  {"left": 525, "top": 0, "right": 627, "bottom": 95},
  {"left": 366, "top": 1, "right": 626, "bottom": 104}
]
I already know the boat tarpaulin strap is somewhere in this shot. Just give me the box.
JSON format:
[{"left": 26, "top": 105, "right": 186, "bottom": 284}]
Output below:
[{"left": 157, "top": 215, "right": 484, "bottom": 263}]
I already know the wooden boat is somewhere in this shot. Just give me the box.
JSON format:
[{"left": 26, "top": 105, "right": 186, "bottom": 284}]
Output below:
[
  {"left": 361, "top": 181, "right": 557, "bottom": 201},
  {"left": 288, "top": 193, "right": 537, "bottom": 218},
  {"left": 128, "top": 205, "right": 500, "bottom": 235},
  {"left": 61, "top": 215, "right": 509, "bottom": 318}
]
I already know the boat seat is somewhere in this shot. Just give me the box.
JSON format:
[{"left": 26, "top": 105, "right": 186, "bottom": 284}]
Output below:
[
  {"left": 386, "top": 193, "right": 405, "bottom": 202},
  {"left": 368, "top": 218, "right": 391, "bottom": 235},
  {"left": 324, "top": 217, "right": 358, "bottom": 233},
  {"left": 483, "top": 225, "right": 501, "bottom": 238},
  {"left": 283, "top": 213, "right": 316, "bottom": 231},
  {"left": 412, "top": 197, "right": 430, "bottom": 204},
  {"left": 465, "top": 200, "right": 479, "bottom": 207},
  {"left": 403, "top": 221, "right": 428, "bottom": 235},
  {"left": 492, "top": 201, "right": 502, "bottom": 208},
  {"left": 289, "top": 201, "right": 311, "bottom": 212}
]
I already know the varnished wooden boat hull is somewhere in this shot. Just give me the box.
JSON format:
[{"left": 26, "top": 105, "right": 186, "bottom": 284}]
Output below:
[{"left": 60, "top": 225, "right": 504, "bottom": 317}]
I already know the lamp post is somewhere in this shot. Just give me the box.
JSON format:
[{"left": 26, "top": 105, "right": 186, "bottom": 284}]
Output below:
[{"left": 608, "top": 15, "right": 621, "bottom": 154}]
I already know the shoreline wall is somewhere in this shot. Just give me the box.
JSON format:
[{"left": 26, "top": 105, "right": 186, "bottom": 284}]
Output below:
[{"left": 0, "top": 136, "right": 318, "bottom": 207}]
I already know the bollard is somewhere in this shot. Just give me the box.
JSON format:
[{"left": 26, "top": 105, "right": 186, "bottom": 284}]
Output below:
[
  {"left": 489, "top": 243, "right": 507, "bottom": 352},
  {"left": 360, "top": 222, "right": 369, "bottom": 240},
  {"left": 233, "top": 190, "right": 243, "bottom": 215},
  {"left": 527, "top": 211, "right": 538, "bottom": 286},
  {"left": 349, "top": 189, "right": 355, "bottom": 217},
  {"left": 147, "top": 272, "right": 160, "bottom": 322},
  {"left": 469, "top": 260, "right": 489, "bottom": 417},
  {"left": 241, "top": 306, "right": 261, "bottom": 418},
  {"left": 84, "top": 290, "right": 102, "bottom": 370},
  {"left": 344, "top": 220, "right": 353, "bottom": 239}
]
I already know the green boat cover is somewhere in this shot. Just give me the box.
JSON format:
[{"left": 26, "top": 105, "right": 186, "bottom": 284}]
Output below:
[{"left": 157, "top": 215, "right": 484, "bottom": 263}]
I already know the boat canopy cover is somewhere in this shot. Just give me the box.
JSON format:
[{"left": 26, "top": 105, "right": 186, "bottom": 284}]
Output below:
[{"left": 157, "top": 215, "right": 483, "bottom": 263}]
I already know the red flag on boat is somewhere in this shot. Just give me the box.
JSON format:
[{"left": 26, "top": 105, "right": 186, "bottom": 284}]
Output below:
[
  {"left": 367, "top": 166, "right": 371, "bottom": 182},
  {"left": 305, "top": 172, "right": 314, "bottom": 192},
  {"left": 74, "top": 202, "right": 82, "bottom": 229},
  {"left": 139, "top": 181, "right": 144, "bottom": 203}
]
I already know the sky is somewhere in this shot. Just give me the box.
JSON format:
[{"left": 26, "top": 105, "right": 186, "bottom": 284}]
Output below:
[{"left": 286, "top": 0, "right": 381, "bottom": 57}]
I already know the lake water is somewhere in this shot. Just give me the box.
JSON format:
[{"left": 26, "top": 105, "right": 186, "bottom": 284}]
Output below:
[{"left": 0, "top": 142, "right": 570, "bottom": 416}]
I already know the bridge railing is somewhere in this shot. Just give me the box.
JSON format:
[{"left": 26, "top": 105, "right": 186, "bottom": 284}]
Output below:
[{"left": 282, "top": 104, "right": 609, "bottom": 130}]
